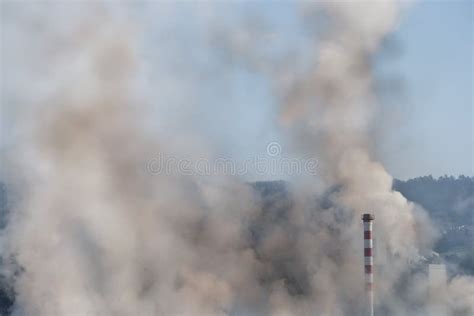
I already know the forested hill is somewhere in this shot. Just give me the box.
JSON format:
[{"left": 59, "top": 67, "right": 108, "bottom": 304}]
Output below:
[
  {"left": 393, "top": 176, "right": 473, "bottom": 275},
  {"left": 393, "top": 175, "right": 473, "bottom": 227}
]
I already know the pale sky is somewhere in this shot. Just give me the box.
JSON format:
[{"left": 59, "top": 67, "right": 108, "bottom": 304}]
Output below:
[
  {"left": 376, "top": 0, "right": 473, "bottom": 179},
  {"left": 1, "top": 0, "right": 472, "bottom": 181}
]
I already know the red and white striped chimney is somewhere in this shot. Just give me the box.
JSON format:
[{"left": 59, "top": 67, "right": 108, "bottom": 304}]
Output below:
[{"left": 362, "top": 213, "right": 374, "bottom": 316}]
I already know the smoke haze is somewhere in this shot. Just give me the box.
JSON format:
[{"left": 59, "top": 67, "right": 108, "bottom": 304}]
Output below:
[{"left": 1, "top": 1, "right": 473, "bottom": 316}]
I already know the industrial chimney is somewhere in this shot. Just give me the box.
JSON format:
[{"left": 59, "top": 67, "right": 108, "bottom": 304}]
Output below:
[{"left": 362, "top": 213, "right": 374, "bottom": 316}]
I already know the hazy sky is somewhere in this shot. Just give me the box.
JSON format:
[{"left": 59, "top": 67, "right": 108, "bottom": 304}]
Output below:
[
  {"left": 209, "top": 0, "right": 474, "bottom": 180},
  {"left": 377, "top": 0, "right": 473, "bottom": 179},
  {"left": 1, "top": 0, "right": 472, "bottom": 181}
]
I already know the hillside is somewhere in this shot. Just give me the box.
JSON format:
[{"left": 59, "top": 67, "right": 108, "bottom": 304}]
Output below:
[
  {"left": 393, "top": 175, "right": 473, "bottom": 227},
  {"left": 393, "top": 176, "right": 474, "bottom": 275}
]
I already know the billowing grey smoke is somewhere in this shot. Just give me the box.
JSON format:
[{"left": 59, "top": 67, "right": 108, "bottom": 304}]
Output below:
[
  {"left": 273, "top": 2, "right": 474, "bottom": 315},
  {"left": 1, "top": 1, "right": 473, "bottom": 316}
]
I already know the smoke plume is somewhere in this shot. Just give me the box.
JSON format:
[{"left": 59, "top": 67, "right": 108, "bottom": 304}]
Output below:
[{"left": 1, "top": 1, "right": 472, "bottom": 316}]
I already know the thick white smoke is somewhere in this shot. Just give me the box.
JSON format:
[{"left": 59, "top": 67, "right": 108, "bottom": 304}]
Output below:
[
  {"left": 274, "top": 2, "right": 474, "bottom": 315},
  {"left": 1, "top": 1, "right": 473, "bottom": 316}
]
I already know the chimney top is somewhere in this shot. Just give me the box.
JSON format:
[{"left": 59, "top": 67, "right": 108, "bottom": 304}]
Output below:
[{"left": 362, "top": 213, "right": 374, "bottom": 222}]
